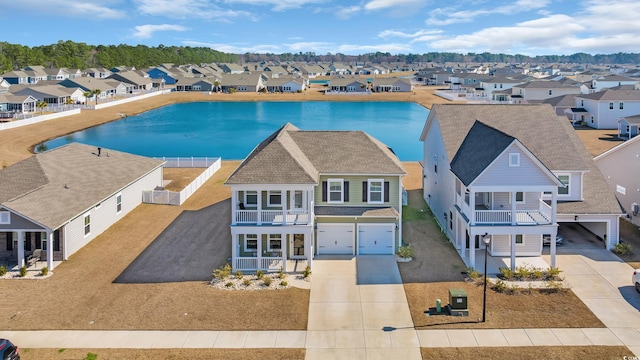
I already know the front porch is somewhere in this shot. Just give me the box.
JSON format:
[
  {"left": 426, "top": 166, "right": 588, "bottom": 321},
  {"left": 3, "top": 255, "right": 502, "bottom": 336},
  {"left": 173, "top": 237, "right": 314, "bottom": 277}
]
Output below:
[
  {"left": 231, "top": 230, "right": 312, "bottom": 272},
  {"left": 460, "top": 249, "right": 550, "bottom": 275}
]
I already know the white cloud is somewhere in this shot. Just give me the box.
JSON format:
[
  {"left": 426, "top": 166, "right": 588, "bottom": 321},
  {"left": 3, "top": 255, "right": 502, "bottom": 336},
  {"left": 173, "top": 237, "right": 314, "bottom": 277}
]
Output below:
[
  {"left": 132, "top": 24, "right": 189, "bottom": 39},
  {"left": 336, "top": 43, "right": 413, "bottom": 53},
  {"left": 222, "top": 0, "right": 324, "bottom": 11},
  {"left": 135, "top": 0, "right": 251, "bottom": 20},
  {"left": 378, "top": 29, "right": 442, "bottom": 39},
  {"left": 3, "top": 0, "right": 125, "bottom": 18},
  {"left": 335, "top": 6, "right": 361, "bottom": 20},
  {"left": 427, "top": 0, "right": 550, "bottom": 26},
  {"left": 364, "top": 0, "right": 428, "bottom": 11}
]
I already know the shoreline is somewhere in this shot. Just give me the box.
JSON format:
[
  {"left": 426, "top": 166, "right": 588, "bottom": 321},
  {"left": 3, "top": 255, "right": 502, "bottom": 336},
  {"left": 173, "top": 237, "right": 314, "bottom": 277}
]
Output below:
[{"left": 0, "top": 86, "right": 453, "bottom": 167}]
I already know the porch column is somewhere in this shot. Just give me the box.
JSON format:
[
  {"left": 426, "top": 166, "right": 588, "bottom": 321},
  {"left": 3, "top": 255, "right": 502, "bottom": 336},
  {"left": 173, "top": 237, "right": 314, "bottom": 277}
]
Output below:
[
  {"left": 257, "top": 234, "right": 262, "bottom": 270},
  {"left": 469, "top": 190, "right": 476, "bottom": 225},
  {"left": 282, "top": 232, "right": 287, "bottom": 272},
  {"left": 550, "top": 231, "right": 557, "bottom": 268},
  {"left": 306, "top": 230, "right": 313, "bottom": 268},
  {"left": 550, "top": 191, "right": 557, "bottom": 268},
  {"left": 282, "top": 191, "right": 288, "bottom": 225},
  {"left": 469, "top": 231, "right": 475, "bottom": 269},
  {"left": 17, "top": 231, "right": 25, "bottom": 268},
  {"left": 510, "top": 234, "right": 516, "bottom": 270},
  {"left": 231, "top": 233, "right": 238, "bottom": 270},
  {"left": 511, "top": 191, "right": 517, "bottom": 225},
  {"left": 46, "top": 231, "right": 54, "bottom": 270},
  {"left": 231, "top": 191, "right": 238, "bottom": 225},
  {"left": 257, "top": 191, "right": 263, "bottom": 225}
]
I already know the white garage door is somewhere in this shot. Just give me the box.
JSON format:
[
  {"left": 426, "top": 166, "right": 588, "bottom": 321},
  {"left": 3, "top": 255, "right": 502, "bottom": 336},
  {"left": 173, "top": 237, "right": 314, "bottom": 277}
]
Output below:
[
  {"left": 358, "top": 224, "right": 395, "bottom": 255},
  {"left": 317, "top": 223, "right": 355, "bottom": 255}
]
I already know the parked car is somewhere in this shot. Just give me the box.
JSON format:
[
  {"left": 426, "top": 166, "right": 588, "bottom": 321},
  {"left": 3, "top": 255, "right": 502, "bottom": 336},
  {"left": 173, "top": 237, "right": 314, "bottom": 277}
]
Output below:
[
  {"left": 0, "top": 339, "right": 19, "bottom": 360},
  {"left": 543, "top": 234, "right": 564, "bottom": 246},
  {"left": 633, "top": 270, "right": 640, "bottom": 293}
]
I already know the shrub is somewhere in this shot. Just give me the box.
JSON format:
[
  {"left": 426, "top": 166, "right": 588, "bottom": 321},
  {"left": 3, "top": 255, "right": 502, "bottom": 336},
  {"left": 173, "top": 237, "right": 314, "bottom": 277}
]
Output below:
[
  {"left": 302, "top": 266, "right": 312, "bottom": 279},
  {"left": 262, "top": 277, "right": 272, "bottom": 286},
  {"left": 396, "top": 244, "right": 415, "bottom": 259},
  {"left": 278, "top": 266, "right": 286, "bottom": 279},
  {"left": 0, "top": 265, "right": 6, "bottom": 276},
  {"left": 544, "top": 280, "right": 563, "bottom": 293},
  {"left": 19, "top": 266, "right": 27, "bottom": 277},
  {"left": 493, "top": 279, "right": 506, "bottom": 293},
  {"left": 41, "top": 267, "right": 49, "bottom": 276},
  {"left": 614, "top": 242, "right": 632, "bottom": 256},
  {"left": 243, "top": 278, "right": 252, "bottom": 287},
  {"left": 256, "top": 270, "right": 265, "bottom": 279},
  {"left": 212, "top": 264, "right": 232, "bottom": 280},
  {"left": 84, "top": 352, "right": 98, "bottom": 360},
  {"left": 515, "top": 265, "right": 532, "bottom": 279},
  {"left": 465, "top": 267, "right": 481, "bottom": 281},
  {"left": 531, "top": 268, "right": 544, "bottom": 280},
  {"left": 280, "top": 281, "right": 288, "bottom": 287},
  {"left": 225, "top": 282, "right": 234, "bottom": 288},
  {"left": 499, "top": 267, "right": 515, "bottom": 280},
  {"left": 546, "top": 267, "right": 562, "bottom": 279},
  {"left": 234, "top": 270, "right": 244, "bottom": 279}
]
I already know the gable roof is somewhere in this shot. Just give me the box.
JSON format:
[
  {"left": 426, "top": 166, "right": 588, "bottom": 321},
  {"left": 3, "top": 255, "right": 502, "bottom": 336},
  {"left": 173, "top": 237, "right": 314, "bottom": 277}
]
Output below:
[
  {"left": 576, "top": 89, "right": 640, "bottom": 101},
  {"left": 225, "top": 123, "right": 405, "bottom": 185},
  {"left": 450, "top": 121, "right": 515, "bottom": 186},
  {"left": 0, "top": 143, "right": 164, "bottom": 229}
]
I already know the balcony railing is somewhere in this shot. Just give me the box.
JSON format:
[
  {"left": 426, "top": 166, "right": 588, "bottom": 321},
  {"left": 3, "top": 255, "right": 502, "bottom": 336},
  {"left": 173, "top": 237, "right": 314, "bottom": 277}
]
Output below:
[
  {"left": 234, "top": 210, "right": 311, "bottom": 225},
  {"left": 475, "top": 210, "right": 551, "bottom": 225}
]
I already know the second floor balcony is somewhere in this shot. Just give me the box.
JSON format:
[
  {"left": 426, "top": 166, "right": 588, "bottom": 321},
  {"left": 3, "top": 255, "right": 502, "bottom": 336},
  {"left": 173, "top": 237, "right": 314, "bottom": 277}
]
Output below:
[{"left": 457, "top": 190, "right": 554, "bottom": 226}]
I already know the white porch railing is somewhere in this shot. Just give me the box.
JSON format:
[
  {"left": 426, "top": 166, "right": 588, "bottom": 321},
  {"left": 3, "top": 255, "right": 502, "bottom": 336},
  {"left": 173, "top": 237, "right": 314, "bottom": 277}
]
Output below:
[
  {"left": 475, "top": 210, "right": 551, "bottom": 225},
  {"left": 236, "top": 210, "right": 258, "bottom": 223},
  {"left": 234, "top": 256, "right": 284, "bottom": 271},
  {"left": 234, "top": 210, "right": 311, "bottom": 225}
]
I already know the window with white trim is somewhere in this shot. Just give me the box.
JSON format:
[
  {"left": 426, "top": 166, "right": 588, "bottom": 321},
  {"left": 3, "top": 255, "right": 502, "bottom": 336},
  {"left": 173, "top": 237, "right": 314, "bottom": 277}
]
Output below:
[
  {"left": 368, "top": 179, "right": 384, "bottom": 203},
  {"left": 558, "top": 175, "right": 570, "bottom": 195},
  {"left": 244, "top": 234, "right": 258, "bottom": 252},
  {"left": 0, "top": 211, "right": 9, "bottom": 224},
  {"left": 609, "top": 102, "right": 614, "bottom": 110},
  {"left": 509, "top": 153, "right": 520, "bottom": 167},
  {"left": 510, "top": 192, "right": 525, "bottom": 203},
  {"left": 245, "top": 191, "right": 258, "bottom": 206},
  {"left": 83, "top": 213, "right": 91, "bottom": 236},
  {"left": 267, "top": 191, "right": 281, "bottom": 206},
  {"left": 268, "top": 234, "right": 282, "bottom": 251},
  {"left": 294, "top": 190, "right": 303, "bottom": 209},
  {"left": 620, "top": 102, "right": 624, "bottom": 110},
  {"left": 116, "top": 193, "right": 122, "bottom": 213},
  {"left": 328, "top": 179, "right": 344, "bottom": 203},
  {"left": 515, "top": 234, "right": 524, "bottom": 245}
]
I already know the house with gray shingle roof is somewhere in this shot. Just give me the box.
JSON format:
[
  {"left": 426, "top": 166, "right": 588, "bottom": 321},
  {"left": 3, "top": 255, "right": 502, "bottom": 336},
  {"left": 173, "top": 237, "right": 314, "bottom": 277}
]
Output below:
[
  {"left": 569, "top": 89, "right": 640, "bottom": 129},
  {"left": 224, "top": 123, "right": 406, "bottom": 272},
  {"left": 0, "top": 143, "right": 164, "bottom": 271},
  {"left": 420, "top": 104, "right": 622, "bottom": 271}
]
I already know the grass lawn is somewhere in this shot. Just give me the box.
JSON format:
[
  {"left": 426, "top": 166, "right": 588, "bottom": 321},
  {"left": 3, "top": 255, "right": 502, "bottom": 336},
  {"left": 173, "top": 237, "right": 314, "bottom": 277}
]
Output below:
[
  {"left": 0, "top": 162, "right": 310, "bottom": 331},
  {"left": 422, "top": 346, "right": 632, "bottom": 360},
  {"left": 19, "top": 348, "right": 304, "bottom": 360},
  {"left": 400, "top": 168, "right": 605, "bottom": 329},
  {"left": 162, "top": 168, "right": 205, "bottom": 191}
]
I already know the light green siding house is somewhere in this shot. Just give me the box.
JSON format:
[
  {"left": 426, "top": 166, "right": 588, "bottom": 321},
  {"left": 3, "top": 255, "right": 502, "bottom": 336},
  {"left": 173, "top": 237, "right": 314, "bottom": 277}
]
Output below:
[{"left": 225, "top": 123, "right": 406, "bottom": 272}]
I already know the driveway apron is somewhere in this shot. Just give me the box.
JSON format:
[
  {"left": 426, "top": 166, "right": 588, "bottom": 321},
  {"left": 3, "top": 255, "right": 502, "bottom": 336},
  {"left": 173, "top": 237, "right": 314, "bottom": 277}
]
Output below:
[
  {"left": 306, "top": 255, "right": 420, "bottom": 360},
  {"left": 543, "top": 248, "right": 640, "bottom": 355}
]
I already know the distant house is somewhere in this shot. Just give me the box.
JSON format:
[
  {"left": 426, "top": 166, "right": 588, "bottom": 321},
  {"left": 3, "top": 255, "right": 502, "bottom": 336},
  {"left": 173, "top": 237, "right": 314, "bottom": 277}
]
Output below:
[
  {"left": 85, "top": 68, "right": 112, "bottom": 79},
  {"left": 174, "top": 77, "right": 215, "bottom": 92},
  {"left": 59, "top": 78, "right": 128, "bottom": 98},
  {"left": 510, "top": 80, "right": 584, "bottom": 102},
  {"left": 219, "top": 63, "right": 246, "bottom": 74},
  {"left": 372, "top": 77, "right": 413, "bottom": 92},
  {"left": 0, "top": 143, "right": 164, "bottom": 270},
  {"left": 146, "top": 67, "right": 177, "bottom": 86},
  {"left": 594, "top": 135, "right": 640, "bottom": 226},
  {"left": 1, "top": 71, "right": 31, "bottom": 85},
  {"left": 568, "top": 89, "right": 640, "bottom": 129},
  {"left": 0, "top": 94, "right": 37, "bottom": 116},
  {"left": 107, "top": 71, "right": 154, "bottom": 92},
  {"left": 617, "top": 115, "right": 640, "bottom": 139},
  {"left": 478, "top": 76, "right": 526, "bottom": 100},
  {"left": 299, "top": 64, "right": 327, "bottom": 78},
  {"left": 265, "top": 78, "right": 305, "bottom": 93},
  {"left": 328, "top": 77, "right": 368, "bottom": 92},
  {"left": 592, "top": 75, "right": 639, "bottom": 92},
  {"left": 12, "top": 85, "right": 86, "bottom": 105},
  {"left": 219, "top": 73, "right": 266, "bottom": 92},
  {"left": 224, "top": 123, "right": 406, "bottom": 272}
]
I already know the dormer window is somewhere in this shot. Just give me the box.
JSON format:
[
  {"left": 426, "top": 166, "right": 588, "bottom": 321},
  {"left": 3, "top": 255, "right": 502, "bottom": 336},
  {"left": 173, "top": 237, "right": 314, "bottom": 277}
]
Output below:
[{"left": 558, "top": 175, "right": 570, "bottom": 195}]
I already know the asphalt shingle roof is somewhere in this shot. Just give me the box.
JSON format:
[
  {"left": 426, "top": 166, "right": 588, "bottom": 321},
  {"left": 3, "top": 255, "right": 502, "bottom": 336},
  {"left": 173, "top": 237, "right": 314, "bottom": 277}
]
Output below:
[
  {"left": 225, "top": 123, "right": 405, "bottom": 185},
  {"left": 1, "top": 143, "right": 165, "bottom": 229}
]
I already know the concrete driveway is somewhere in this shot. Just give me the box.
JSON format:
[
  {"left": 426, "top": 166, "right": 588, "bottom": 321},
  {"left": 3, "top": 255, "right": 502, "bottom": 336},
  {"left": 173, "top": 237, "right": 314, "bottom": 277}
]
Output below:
[
  {"left": 543, "top": 248, "right": 640, "bottom": 354},
  {"left": 306, "top": 255, "right": 420, "bottom": 360}
]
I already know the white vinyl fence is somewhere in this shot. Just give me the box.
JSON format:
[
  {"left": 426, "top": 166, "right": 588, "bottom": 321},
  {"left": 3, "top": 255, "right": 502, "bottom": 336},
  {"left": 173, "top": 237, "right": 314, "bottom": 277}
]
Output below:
[{"left": 143, "top": 157, "right": 221, "bottom": 206}]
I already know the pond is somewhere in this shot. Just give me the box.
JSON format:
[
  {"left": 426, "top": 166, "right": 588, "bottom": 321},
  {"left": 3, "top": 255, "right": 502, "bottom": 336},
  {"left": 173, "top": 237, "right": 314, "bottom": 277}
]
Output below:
[{"left": 43, "top": 101, "right": 429, "bottom": 161}]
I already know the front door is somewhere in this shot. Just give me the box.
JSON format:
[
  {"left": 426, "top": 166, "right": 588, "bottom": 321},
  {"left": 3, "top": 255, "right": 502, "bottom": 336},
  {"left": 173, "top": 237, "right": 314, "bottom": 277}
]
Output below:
[{"left": 290, "top": 234, "right": 306, "bottom": 259}]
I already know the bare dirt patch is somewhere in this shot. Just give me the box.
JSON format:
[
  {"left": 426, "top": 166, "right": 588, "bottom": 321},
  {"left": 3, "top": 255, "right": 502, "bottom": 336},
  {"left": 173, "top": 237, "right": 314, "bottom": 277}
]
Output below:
[
  {"left": 0, "top": 161, "right": 310, "bottom": 331},
  {"left": 422, "top": 346, "right": 632, "bottom": 360},
  {"left": 162, "top": 168, "right": 205, "bottom": 191},
  {"left": 575, "top": 126, "right": 624, "bottom": 157},
  {"left": 21, "top": 348, "right": 305, "bottom": 360}
]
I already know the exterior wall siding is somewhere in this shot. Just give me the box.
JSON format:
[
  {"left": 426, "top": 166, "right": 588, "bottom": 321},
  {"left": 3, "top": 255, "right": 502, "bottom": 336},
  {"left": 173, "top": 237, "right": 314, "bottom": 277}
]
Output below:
[
  {"left": 422, "top": 118, "right": 453, "bottom": 238},
  {"left": 491, "top": 234, "right": 542, "bottom": 256},
  {"left": 0, "top": 208, "right": 45, "bottom": 230},
  {"left": 473, "top": 146, "right": 556, "bottom": 187},
  {"left": 314, "top": 175, "right": 401, "bottom": 211}
]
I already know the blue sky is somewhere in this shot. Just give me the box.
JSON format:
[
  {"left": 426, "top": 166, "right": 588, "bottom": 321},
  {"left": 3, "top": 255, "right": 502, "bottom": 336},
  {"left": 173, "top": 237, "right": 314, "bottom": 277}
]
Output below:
[{"left": 3, "top": 0, "right": 640, "bottom": 56}]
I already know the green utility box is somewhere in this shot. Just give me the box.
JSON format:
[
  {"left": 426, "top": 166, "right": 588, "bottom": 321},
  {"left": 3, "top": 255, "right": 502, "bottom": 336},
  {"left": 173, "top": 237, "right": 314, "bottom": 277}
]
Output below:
[{"left": 449, "top": 289, "right": 468, "bottom": 310}]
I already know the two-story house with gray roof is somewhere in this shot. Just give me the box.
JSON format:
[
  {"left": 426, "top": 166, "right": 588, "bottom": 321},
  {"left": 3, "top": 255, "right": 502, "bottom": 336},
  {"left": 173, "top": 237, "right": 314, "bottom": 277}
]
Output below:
[
  {"left": 567, "top": 89, "right": 640, "bottom": 129},
  {"left": 225, "top": 124, "right": 406, "bottom": 272},
  {"left": 420, "top": 104, "right": 622, "bottom": 271},
  {"left": 0, "top": 143, "right": 164, "bottom": 271}
]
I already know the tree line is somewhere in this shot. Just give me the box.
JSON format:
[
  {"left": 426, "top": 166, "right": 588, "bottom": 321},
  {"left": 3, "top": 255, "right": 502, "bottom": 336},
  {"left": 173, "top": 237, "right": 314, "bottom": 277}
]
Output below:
[
  {"left": 0, "top": 40, "right": 237, "bottom": 73},
  {"left": 2, "top": 40, "right": 640, "bottom": 74}
]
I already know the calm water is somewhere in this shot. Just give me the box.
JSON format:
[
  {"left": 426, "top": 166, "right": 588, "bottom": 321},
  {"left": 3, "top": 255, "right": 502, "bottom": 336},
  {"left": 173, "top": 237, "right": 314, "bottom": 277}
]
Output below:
[{"left": 44, "top": 101, "right": 429, "bottom": 161}]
